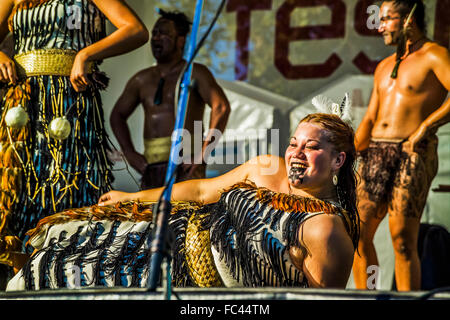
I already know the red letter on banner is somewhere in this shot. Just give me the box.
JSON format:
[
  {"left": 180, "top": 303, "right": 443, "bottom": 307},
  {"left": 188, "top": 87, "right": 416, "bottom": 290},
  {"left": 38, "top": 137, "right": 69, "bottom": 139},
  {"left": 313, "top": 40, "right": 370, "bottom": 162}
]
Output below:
[
  {"left": 354, "top": 0, "right": 380, "bottom": 36},
  {"left": 353, "top": 0, "right": 382, "bottom": 74},
  {"left": 227, "top": 0, "right": 273, "bottom": 80},
  {"left": 274, "top": 0, "right": 345, "bottom": 79}
]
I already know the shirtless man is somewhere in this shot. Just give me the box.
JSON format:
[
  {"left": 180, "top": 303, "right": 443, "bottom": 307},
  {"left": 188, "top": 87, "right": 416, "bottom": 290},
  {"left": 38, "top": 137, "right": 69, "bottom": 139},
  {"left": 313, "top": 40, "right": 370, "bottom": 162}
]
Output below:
[
  {"left": 352, "top": 0, "right": 450, "bottom": 291},
  {"left": 110, "top": 10, "right": 230, "bottom": 189}
]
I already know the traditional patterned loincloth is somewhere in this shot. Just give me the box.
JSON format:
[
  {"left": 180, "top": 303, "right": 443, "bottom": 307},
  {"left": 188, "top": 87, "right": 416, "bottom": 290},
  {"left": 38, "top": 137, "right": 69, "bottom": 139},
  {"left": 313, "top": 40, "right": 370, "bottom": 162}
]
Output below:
[
  {"left": 6, "top": 182, "right": 357, "bottom": 290},
  {"left": 358, "top": 134, "right": 439, "bottom": 218}
]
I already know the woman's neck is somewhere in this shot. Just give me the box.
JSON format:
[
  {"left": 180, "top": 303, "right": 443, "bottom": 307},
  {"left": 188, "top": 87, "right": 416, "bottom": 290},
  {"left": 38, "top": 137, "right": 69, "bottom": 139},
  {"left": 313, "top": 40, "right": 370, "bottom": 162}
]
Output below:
[{"left": 288, "top": 180, "right": 338, "bottom": 203}]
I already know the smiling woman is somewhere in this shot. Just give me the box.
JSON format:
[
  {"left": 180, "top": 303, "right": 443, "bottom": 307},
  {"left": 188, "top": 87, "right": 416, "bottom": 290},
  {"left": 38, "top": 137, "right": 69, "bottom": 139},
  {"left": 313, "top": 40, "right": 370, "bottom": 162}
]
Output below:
[{"left": 6, "top": 96, "right": 360, "bottom": 290}]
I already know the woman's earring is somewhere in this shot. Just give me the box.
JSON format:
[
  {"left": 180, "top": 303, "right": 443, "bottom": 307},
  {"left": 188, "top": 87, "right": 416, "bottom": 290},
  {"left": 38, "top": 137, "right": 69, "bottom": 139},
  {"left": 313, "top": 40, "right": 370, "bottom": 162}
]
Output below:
[{"left": 333, "top": 174, "right": 338, "bottom": 186}]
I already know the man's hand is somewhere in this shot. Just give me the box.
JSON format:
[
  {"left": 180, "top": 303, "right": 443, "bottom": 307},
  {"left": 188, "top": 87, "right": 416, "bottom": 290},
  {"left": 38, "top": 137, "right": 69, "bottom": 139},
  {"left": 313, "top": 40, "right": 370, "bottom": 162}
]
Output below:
[
  {"left": 123, "top": 150, "right": 148, "bottom": 174},
  {"left": 403, "top": 124, "right": 429, "bottom": 153},
  {"left": 0, "top": 51, "right": 17, "bottom": 85},
  {"left": 402, "top": 139, "right": 414, "bottom": 153},
  {"left": 98, "top": 190, "right": 133, "bottom": 206}
]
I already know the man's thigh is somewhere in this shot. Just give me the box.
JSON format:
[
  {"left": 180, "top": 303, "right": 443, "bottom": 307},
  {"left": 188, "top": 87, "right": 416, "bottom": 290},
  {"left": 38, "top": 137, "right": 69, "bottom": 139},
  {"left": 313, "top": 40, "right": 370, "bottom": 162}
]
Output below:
[
  {"left": 357, "top": 163, "right": 389, "bottom": 236},
  {"left": 388, "top": 140, "right": 438, "bottom": 219}
]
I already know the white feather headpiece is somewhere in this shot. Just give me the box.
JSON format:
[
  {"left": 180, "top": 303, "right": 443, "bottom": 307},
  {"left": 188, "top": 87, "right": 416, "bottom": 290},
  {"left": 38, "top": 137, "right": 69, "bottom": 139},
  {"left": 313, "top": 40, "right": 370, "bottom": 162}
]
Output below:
[{"left": 311, "top": 93, "right": 353, "bottom": 125}]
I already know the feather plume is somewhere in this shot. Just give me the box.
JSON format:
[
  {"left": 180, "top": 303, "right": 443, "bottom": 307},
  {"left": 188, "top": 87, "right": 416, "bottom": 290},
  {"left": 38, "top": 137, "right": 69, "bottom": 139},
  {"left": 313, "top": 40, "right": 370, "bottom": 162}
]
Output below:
[
  {"left": 311, "top": 95, "right": 335, "bottom": 114},
  {"left": 340, "top": 92, "right": 353, "bottom": 125},
  {"left": 311, "top": 93, "right": 353, "bottom": 125}
]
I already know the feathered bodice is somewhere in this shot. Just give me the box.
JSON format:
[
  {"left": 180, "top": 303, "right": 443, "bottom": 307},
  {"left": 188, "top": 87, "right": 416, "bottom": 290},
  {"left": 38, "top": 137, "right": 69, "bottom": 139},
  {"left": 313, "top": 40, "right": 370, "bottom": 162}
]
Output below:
[{"left": 206, "top": 182, "right": 352, "bottom": 287}]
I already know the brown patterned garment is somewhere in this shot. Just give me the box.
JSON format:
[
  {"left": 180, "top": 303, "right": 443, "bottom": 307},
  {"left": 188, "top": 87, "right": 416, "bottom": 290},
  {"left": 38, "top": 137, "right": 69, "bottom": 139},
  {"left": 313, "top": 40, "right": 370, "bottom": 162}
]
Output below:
[{"left": 357, "top": 134, "right": 439, "bottom": 218}]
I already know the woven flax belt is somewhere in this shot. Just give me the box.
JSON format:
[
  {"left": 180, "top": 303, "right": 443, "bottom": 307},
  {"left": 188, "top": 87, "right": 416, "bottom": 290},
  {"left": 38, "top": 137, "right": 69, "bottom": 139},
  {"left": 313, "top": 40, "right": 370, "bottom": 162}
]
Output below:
[
  {"left": 14, "top": 49, "right": 94, "bottom": 78},
  {"left": 144, "top": 137, "right": 172, "bottom": 164}
]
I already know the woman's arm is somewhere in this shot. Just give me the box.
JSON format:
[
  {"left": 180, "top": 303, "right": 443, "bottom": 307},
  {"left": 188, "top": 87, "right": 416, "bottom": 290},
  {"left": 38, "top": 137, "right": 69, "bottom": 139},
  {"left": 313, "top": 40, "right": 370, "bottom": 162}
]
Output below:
[
  {"left": 71, "top": 0, "right": 149, "bottom": 91},
  {"left": 98, "top": 159, "right": 252, "bottom": 206},
  {"left": 98, "top": 154, "right": 282, "bottom": 206},
  {"left": 299, "top": 214, "right": 355, "bottom": 288},
  {"left": 0, "top": 0, "right": 16, "bottom": 84}
]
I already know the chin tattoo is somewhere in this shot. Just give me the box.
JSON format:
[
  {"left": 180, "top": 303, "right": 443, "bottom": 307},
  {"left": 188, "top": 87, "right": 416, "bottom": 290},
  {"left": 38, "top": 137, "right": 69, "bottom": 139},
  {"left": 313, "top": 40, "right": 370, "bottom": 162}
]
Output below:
[{"left": 289, "top": 167, "right": 304, "bottom": 184}]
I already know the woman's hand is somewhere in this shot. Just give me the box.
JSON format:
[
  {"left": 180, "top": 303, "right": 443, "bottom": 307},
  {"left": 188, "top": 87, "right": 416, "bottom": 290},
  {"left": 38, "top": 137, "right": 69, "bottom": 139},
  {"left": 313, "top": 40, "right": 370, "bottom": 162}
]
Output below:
[
  {"left": 70, "top": 50, "right": 91, "bottom": 92},
  {"left": 98, "top": 190, "right": 134, "bottom": 206},
  {"left": 0, "top": 51, "right": 17, "bottom": 85}
]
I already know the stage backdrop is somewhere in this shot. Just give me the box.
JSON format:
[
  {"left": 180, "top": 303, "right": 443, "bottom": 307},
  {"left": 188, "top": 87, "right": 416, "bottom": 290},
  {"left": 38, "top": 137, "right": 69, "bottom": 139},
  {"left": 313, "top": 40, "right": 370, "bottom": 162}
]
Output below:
[{"left": 97, "top": 0, "right": 450, "bottom": 290}]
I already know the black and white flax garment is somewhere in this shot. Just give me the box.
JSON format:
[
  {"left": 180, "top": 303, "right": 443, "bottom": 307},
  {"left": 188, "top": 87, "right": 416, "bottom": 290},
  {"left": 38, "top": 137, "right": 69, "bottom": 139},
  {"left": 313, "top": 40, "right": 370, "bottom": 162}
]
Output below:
[{"left": 6, "top": 182, "right": 356, "bottom": 290}]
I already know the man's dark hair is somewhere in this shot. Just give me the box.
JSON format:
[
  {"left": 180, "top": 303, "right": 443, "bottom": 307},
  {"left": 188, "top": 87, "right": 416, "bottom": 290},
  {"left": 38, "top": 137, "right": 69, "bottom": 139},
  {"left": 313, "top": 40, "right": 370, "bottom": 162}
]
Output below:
[
  {"left": 390, "top": 0, "right": 426, "bottom": 33},
  {"left": 158, "top": 9, "right": 192, "bottom": 37}
]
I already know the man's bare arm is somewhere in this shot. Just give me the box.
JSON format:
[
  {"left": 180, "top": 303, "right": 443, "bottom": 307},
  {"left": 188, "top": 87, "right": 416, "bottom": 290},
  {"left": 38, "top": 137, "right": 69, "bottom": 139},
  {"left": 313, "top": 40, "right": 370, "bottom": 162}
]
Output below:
[
  {"left": 355, "top": 66, "right": 382, "bottom": 152},
  {"left": 110, "top": 74, "right": 147, "bottom": 173},
  {"left": 407, "top": 45, "right": 450, "bottom": 148},
  {"left": 193, "top": 64, "right": 231, "bottom": 162},
  {"left": 355, "top": 83, "right": 379, "bottom": 152}
]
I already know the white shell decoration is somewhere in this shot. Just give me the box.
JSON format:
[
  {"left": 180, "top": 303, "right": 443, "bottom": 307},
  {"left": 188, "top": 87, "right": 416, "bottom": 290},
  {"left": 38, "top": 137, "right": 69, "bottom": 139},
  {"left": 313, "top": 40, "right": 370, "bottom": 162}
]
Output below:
[
  {"left": 49, "top": 117, "right": 71, "bottom": 140},
  {"left": 5, "top": 105, "right": 29, "bottom": 129}
]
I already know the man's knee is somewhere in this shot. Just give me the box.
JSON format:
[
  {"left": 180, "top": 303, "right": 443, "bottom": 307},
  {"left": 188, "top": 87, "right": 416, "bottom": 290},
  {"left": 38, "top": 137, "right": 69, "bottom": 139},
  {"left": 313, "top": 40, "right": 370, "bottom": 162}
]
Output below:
[{"left": 391, "top": 233, "right": 417, "bottom": 259}]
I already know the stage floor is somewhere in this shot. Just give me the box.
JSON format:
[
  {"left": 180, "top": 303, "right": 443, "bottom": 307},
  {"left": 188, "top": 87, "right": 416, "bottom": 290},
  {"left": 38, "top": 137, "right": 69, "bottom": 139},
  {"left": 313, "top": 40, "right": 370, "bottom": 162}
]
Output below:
[{"left": 1, "top": 286, "right": 449, "bottom": 300}]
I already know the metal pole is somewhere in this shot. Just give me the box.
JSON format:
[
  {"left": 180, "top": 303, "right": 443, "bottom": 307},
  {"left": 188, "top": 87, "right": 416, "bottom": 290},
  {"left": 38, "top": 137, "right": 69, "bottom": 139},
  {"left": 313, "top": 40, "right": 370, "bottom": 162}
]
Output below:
[{"left": 147, "top": 0, "right": 205, "bottom": 292}]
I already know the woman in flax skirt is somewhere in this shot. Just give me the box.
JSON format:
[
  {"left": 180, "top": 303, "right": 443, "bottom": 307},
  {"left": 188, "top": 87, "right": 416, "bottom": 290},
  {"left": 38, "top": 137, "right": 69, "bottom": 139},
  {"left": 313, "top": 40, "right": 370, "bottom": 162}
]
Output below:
[{"left": 0, "top": 0, "right": 148, "bottom": 273}]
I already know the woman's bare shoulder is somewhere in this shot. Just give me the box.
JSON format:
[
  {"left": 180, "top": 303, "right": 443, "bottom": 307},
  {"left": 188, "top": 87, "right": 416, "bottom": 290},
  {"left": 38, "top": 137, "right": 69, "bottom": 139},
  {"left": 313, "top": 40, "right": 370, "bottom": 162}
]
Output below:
[
  {"left": 246, "top": 154, "right": 287, "bottom": 190},
  {"left": 300, "top": 213, "right": 353, "bottom": 254}
]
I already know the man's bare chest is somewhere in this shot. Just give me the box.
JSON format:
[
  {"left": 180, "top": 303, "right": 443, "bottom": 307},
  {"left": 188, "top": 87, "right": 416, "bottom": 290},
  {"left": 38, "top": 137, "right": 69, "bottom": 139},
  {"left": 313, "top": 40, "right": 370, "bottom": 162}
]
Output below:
[{"left": 378, "top": 56, "right": 436, "bottom": 95}]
